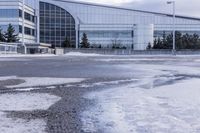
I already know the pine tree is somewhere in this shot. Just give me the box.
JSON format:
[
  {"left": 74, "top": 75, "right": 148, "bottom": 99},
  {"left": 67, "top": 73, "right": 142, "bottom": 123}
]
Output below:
[
  {"left": 146, "top": 42, "right": 152, "bottom": 50},
  {"left": 80, "top": 33, "right": 90, "bottom": 48},
  {"left": 62, "top": 37, "right": 71, "bottom": 48},
  {"left": 0, "top": 28, "right": 5, "bottom": 42},
  {"left": 4, "top": 24, "right": 19, "bottom": 43}
]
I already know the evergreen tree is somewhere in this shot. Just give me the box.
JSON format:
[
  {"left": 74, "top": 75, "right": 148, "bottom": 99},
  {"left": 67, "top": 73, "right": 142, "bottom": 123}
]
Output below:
[
  {"left": 146, "top": 42, "right": 152, "bottom": 50},
  {"left": 175, "top": 31, "right": 183, "bottom": 49},
  {"left": 62, "top": 37, "right": 71, "bottom": 48},
  {"left": 165, "top": 33, "right": 173, "bottom": 49},
  {"left": 183, "top": 33, "right": 190, "bottom": 49},
  {"left": 153, "top": 31, "right": 200, "bottom": 50},
  {"left": 162, "top": 31, "right": 168, "bottom": 48},
  {"left": 80, "top": 33, "right": 90, "bottom": 48},
  {"left": 191, "top": 33, "right": 200, "bottom": 49},
  {"left": 0, "top": 28, "right": 5, "bottom": 42},
  {"left": 4, "top": 24, "right": 19, "bottom": 43}
]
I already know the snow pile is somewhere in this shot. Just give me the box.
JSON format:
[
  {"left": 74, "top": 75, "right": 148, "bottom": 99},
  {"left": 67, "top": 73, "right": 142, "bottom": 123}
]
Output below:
[
  {"left": 97, "top": 58, "right": 178, "bottom": 62},
  {"left": 0, "top": 92, "right": 61, "bottom": 133},
  {"left": 0, "top": 54, "right": 56, "bottom": 58},
  {"left": 0, "top": 58, "right": 30, "bottom": 61},
  {"left": 0, "top": 76, "right": 85, "bottom": 88},
  {"left": 65, "top": 52, "right": 103, "bottom": 57}
]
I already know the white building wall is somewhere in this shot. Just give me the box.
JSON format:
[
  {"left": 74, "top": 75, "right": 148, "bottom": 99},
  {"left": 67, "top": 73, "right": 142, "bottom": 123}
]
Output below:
[
  {"left": 134, "top": 24, "right": 154, "bottom": 50},
  {"left": 0, "top": 0, "right": 37, "bottom": 43}
]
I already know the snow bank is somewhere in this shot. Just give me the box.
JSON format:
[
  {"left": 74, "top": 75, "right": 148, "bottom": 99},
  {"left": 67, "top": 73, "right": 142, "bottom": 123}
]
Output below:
[
  {"left": 0, "top": 76, "right": 85, "bottom": 88},
  {"left": 97, "top": 58, "right": 178, "bottom": 62},
  {"left": 65, "top": 52, "right": 103, "bottom": 57},
  {"left": 0, "top": 54, "right": 56, "bottom": 58}
]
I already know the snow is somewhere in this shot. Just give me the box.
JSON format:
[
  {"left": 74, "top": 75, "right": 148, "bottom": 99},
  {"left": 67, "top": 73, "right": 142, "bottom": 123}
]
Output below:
[
  {"left": 0, "top": 112, "right": 46, "bottom": 133},
  {"left": 15, "top": 88, "right": 40, "bottom": 91},
  {"left": 81, "top": 62, "right": 200, "bottom": 133},
  {"left": 79, "top": 78, "right": 139, "bottom": 88},
  {"left": 82, "top": 79, "right": 200, "bottom": 133},
  {"left": 0, "top": 54, "right": 56, "bottom": 58},
  {"left": 0, "top": 93, "right": 61, "bottom": 111},
  {"left": 0, "top": 76, "right": 85, "bottom": 88},
  {"left": 65, "top": 52, "right": 103, "bottom": 57},
  {"left": 0, "top": 58, "right": 30, "bottom": 61},
  {"left": 0, "top": 92, "right": 61, "bottom": 133},
  {"left": 96, "top": 58, "right": 178, "bottom": 62}
]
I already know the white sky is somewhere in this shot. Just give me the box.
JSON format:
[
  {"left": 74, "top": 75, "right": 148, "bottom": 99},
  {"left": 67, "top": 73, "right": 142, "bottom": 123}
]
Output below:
[{"left": 77, "top": 0, "right": 200, "bottom": 18}]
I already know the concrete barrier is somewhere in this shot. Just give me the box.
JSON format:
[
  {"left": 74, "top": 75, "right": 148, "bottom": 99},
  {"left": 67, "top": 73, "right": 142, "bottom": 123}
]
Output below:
[{"left": 55, "top": 48, "right": 64, "bottom": 55}]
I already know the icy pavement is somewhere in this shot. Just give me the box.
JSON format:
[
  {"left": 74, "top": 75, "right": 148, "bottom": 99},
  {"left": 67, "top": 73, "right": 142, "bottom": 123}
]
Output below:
[
  {"left": 0, "top": 93, "right": 61, "bottom": 133},
  {"left": 0, "top": 76, "right": 85, "bottom": 88},
  {"left": 81, "top": 63, "right": 200, "bottom": 133},
  {"left": 1, "top": 55, "right": 200, "bottom": 132},
  {"left": 0, "top": 112, "right": 46, "bottom": 133},
  {"left": 0, "top": 76, "right": 86, "bottom": 132}
]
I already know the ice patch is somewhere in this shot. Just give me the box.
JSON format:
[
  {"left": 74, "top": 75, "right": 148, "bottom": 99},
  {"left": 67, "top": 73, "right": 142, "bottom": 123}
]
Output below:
[
  {"left": 79, "top": 79, "right": 139, "bottom": 88},
  {"left": 15, "top": 88, "right": 40, "bottom": 91},
  {"left": 0, "top": 112, "right": 46, "bottom": 133},
  {"left": 82, "top": 77, "right": 200, "bottom": 133},
  {"left": 0, "top": 93, "right": 61, "bottom": 111},
  {"left": 46, "top": 86, "right": 56, "bottom": 89},
  {"left": 0, "top": 92, "right": 61, "bottom": 133},
  {"left": 0, "top": 76, "right": 85, "bottom": 88}
]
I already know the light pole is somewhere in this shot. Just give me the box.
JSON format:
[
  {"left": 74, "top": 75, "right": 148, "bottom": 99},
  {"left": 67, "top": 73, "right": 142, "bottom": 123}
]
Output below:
[
  {"left": 22, "top": 0, "right": 27, "bottom": 54},
  {"left": 167, "top": 1, "right": 175, "bottom": 55}
]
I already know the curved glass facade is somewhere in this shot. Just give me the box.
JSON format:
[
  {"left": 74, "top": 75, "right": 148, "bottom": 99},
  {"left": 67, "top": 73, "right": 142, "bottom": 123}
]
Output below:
[{"left": 39, "top": 2, "right": 76, "bottom": 47}]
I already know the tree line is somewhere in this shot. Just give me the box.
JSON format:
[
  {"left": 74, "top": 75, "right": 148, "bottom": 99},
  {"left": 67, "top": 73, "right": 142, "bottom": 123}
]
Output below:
[
  {"left": 3, "top": 25, "right": 200, "bottom": 50},
  {"left": 151, "top": 31, "right": 200, "bottom": 50},
  {"left": 62, "top": 33, "right": 90, "bottom": 48},
  {"left": 0, "top": 24, "right": 19, "bottom": 43}
]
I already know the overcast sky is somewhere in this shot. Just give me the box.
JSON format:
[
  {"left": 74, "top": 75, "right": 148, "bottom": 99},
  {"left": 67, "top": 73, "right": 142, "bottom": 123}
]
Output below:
[{"left": 77, "top": 0, "right": 200, "bottom": 18}]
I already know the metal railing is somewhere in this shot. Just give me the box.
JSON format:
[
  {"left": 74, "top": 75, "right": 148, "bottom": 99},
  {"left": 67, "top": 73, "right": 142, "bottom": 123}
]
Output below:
[
  {"left": 64, "top": 48, "right": 200, "bottom": 55},
  {"left": 0, "top": 43, "right": 18, "bottom": 54}
]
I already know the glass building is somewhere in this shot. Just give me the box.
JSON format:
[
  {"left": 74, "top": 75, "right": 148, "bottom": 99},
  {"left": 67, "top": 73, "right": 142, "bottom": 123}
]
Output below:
[{"left": 1, "top": 0, "right": 200, "bottom": 50}]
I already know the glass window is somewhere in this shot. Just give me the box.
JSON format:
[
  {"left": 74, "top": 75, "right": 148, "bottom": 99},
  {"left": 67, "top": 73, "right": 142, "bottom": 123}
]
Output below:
[
  {"left": 0, "top": 9, "right": 19, "bottom": 18},
  {"left": 32, "top": 29, "right": 35, "bottom": 36},
  {"left": 19, "top": 25, "right": 22, "bottom": 33},
  {"left": 25, "top": 27, "right": 31, "bottom": 35},
  {"left": 39, "top": 2, "right": 76, "bottom": 47},
  {"left": 25, "top": 12, "right": 31, "bottom": 21},
  {"left": 19, "top": 10, "right": 22, "bottom": 17}
]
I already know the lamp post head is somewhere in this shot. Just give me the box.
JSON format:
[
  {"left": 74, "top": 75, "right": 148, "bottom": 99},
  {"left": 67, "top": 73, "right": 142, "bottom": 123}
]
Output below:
[{"left": 167, "top": 1, "right": 175, "bottom": 4}]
